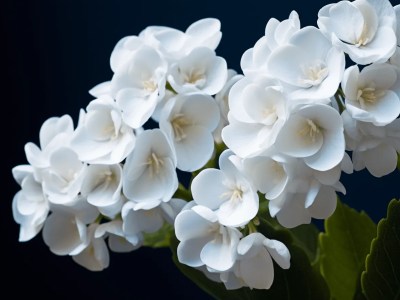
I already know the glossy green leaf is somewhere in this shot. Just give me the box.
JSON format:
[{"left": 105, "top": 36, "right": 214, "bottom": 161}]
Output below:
[
  {"left": 170, "top": 218, "right": 329, "bottom": 300},
  {"left": 318, "top": 199, "right": 376, "bottom": 300},
  {"left": 361, "top": 199, "right": 400, "bottom": 300},
  {"left": 289, "top": 223, "right": 319, "bottom": 263}
]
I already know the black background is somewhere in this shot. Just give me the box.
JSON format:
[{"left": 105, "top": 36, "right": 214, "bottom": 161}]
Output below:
[{"left": 2, "top": 0, "right": 400, "bottom": 299}]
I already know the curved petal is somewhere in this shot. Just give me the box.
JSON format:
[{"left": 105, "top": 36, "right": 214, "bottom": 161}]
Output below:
[
  {"left": 239, "top": 248, "right": 274, "bottom": 289},
  {"left": 308, "top": 186, "right": 337, "bottom": 219},
  {"left": 363, "top": 143, "right": 397, "bottom": 177},
  {"left": 191, "top": 169, "right": 227, "bottom": 210},
  {"left": 264, "top": 239, "right": 291, "bottom": 269}
]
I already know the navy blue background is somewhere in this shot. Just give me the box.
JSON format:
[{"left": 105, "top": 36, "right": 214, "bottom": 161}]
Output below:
[{"left": 2, "top": 0, "right": 400, "bottom": 298}]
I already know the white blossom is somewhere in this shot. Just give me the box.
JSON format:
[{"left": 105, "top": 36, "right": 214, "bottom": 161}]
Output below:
[
  {"left": 175, "top": 205, "right": 242, "bottom": 271},
  {"left": 222, "top": 77, "right": 288, "bottom": 158},
  {"left": 228, "top": 233, "right": 291, "bottom": 290},
  {"left": 95, "top": 220, "right": 138, "bottom": 253},
  {"left": 122, "top": 129, "right": 178, "bottom": 207},
  {"left": 275, "top": 104, "right": 345, "bottom": 171},
  {"left": 72, "top": 223, "right": 110, "bottom": 271},
  {"left": 12, "top": 165, "right": 49, "bottom": 241},
  {"left": 191, "top": 150, "right": 259, "bottom": 227},
  {"left": 24, "top": 115, "right": 74, "bottom": 181},
  {"left": 139, "top": 18, "right": 222, "bottom": 61},
  {"left": 213, "top": 70, "right": 243, "bottom": 143},
  {"left": 42, "top": 211, "right": 90, "bottom": 256},
  {"left": 168, "top": 47, "right": 228, "bottom": 95},
  {"left": 40, "top": 147, "right": 86, "bottom": 206},
  {"left": 80, "top": 164, "right": 123, "bottom": 218},
  {"left": 111, "top": 46, "right": 167, "bottom": 129},
  {"left": 266, "top": 26, "right": 345, "bottom": 100},
  {"left": 342, "top": 63, "right": 400, "bottom": 126},
  {"left": 71, "top": 96, "right": 136, "bottom": 164},
  {"left": 318, "top": 0, "right": 397, "bottom": 65},
  {"left": 241, "top": 11, "right": 300, "bottom": 77},
  {"left": 160, "top": 93, "right": 220, "bottom": 171},
  {"left": 268, "top": 158, "right": 349, "bottom": 228},
  {"left": 343, "top": 110, "right": 400, "bottom": 177}
]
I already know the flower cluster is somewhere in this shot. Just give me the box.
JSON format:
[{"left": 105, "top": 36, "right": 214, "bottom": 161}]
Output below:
[
  {"left": 12, "top": 0, "right": 400, "bottom": 291},
  {"left": 12, "top": 18, "right": 228, "bottom": 271}
]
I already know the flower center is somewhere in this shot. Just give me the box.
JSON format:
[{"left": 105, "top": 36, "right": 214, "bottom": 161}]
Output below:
[
  {"left": 182, "top": 69, "right": 206, "bottom": 86},
  {"left": 147, "top": 152, "right": 164, "bottom": 177},
  {"left": 355, "top": 25, "right": 371, "bottom": 47},
  {"left": 301, "top": 61, "right": 329, "bottom": 86},
  {"left": 357, "top": 87, "right": 385, "bottom": 108},
  {"left": 299, "top": 119, "right": 321, "bottom": 143},
  {"left": 143, "top": 79, "right": 157, "bottom": 92},
  {"left": 171, "top": 114, "right": 190, "bottom": 142},
  {"left": 263, "top": 105, "right": 278, "bottom": 125}
]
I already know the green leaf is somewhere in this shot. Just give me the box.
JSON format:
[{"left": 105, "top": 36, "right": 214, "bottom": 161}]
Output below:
[
  {"left": 170, "top": 218, "right": 329, "bottom": 300},
  {"left": 361, "top": 199, "right": 400, "bottom": 300},
  {"left": 318, "top": 199, "right": 376, "bottom": 300},
  {"left": 143, "top": 223, "right": 173, "bottom": 248},
  {"left": 289, "top": 223, "right": 319, "bottom": 263}
]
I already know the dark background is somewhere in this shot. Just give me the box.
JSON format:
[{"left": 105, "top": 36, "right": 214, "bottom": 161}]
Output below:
[{"left": 2, "top": 0, "right": 400, "bottom": 299}]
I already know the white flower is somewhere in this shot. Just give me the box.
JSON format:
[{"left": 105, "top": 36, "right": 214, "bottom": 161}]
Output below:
[
  {"left": 267, "top": 158, "right": 349, "bottom": 228},
  {"left": 175, "top": 205, "right": 242, "bottom": 271},
  {"left": 191, "top": 151, "right": 259, "bottom": 227},
  {"left": 71, "top": 96, "right": 136, "bottom": 164},
  {"left": 266, "top": 26, "right": 345, "bottom": 100},
  {"left": 168, "top": 47, "right": 228, "bottom": 95},
  {"left": 42, "top": 211, "right": 89, "bottom": 256},
  {"left": 122, "top": 129, "right": 178, "bottom": 207},
  {"left": 184, "top": 18, "right": 222, "bottom": 53},
  {"left": 342, "top": 63, "right": 400, "bottom": 126},
  {"left": 275, "top": 104, "right": 345, "bottom": 171},
  {"left": 270, "top": 185, "right": 338, "bottom": 228},
  {"left": 232, "top": 233, "right": 290, "bottom": 290},
  {"left": 41, "top": 147, "right": 87, "bottom": 205},
  {"left": 72, "top": 223, "right": 110, "bottom": 271},
  {"left": 95, "top": 220, "right": 138, "bottom": 253},
  {"left": 121, "top": 201, "right": 162, "bottom": 246},
  {"left": 159, "top": 93, "right": 220, "bottom": 171},
  {"left": 242, "top": 155, "right": 289, "bottom": 200},
  {"left": 139, "top": 18, "right": 222, "bottom": 61},
  {"left": 318, "top": 0, "right": 397, "bottom": 65},
  {"left": 12, "top": 166, "right": 49, "bottom": 242},
  {"left": 110, "top": 36, "right": 144, "bottom": 73},
  {"left": 24, "top": 115, "right": 74, "bottom": 181},
  {"left": 80, "top": 164, "right": 123, "bottom": 218},
  {"left": 343, "top": 110, "right": 400, "bottom": 177},
  {"left": 213, "top": 70, "right": 243, "bottom": 143},
  {"left": 111, "top": 46, "right": 167, "bottom": 128},
  {"left": 241, "top": 11, "right": 300, "bottom": 77},
  {"left": 222, "top": 77, "right": 288, "bottom": 158}
]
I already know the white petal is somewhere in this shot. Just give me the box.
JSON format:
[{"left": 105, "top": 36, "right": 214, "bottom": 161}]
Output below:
[
  {"left": 275, "top": 114, "right": 323, "bottom": 158},
  {"left": 89, "top": 81, "right": 111, "bottom": 98},
  {"left": 239, "top": 248, "right": 274, "bottom": 289},
  {"left": 308, "top": 186, "right": 337, "bottom": 219},
  {"left": 363, "top": 143, "right": 397, "bottom": 177},
  {"left": 264, "top": 239, "right": 291, "bottom": 269},
  {"left": 218, "top": 189, "right": 259, "bottom": 227},
  {"left": 175, "top": 208, "right": 215, "bottom": 241},
  {"left": 177, "top": 237, "right": 212, "bottom": 267},
  {"left": 200, "top": 235, "right": 237, "bottom": 271},
  {"left": 174, "top": 126, "right": 215, "bottom": 172},
  {"left": 191, "top": 169, "right": 227, "bottom": 210},
  {"left": 73, "top": 237, "right": 109, "bottom": 271},
  {"left": 43, "top": 213, "right": 88, "bottom": 256}
]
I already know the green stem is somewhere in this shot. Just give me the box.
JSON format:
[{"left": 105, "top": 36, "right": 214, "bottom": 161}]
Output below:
[{"left": 173, "top": 183, "right": 192, "bottom": 201}]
